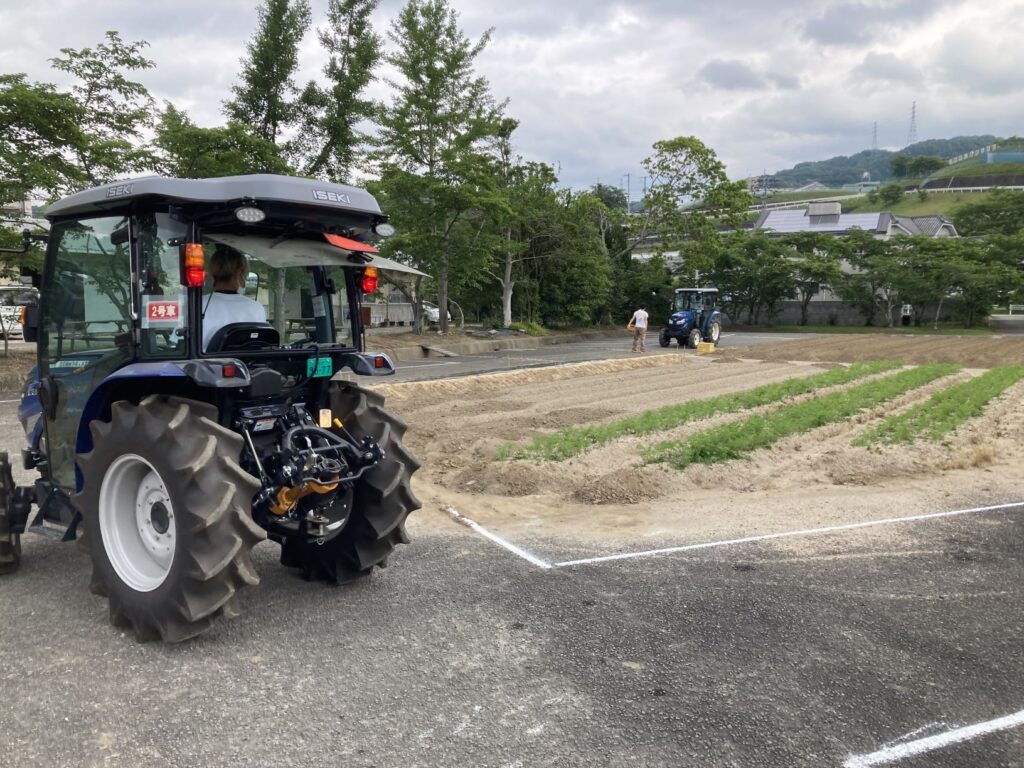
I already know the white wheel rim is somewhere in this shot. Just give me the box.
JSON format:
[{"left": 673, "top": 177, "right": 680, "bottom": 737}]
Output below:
[
  {"left": 711, "top": 324, "right": 720, "bottom": 341},
  {"left": 98, "top": 453, "right": 176, "bottom": 592}
]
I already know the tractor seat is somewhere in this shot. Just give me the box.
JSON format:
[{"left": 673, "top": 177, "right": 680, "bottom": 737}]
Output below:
[{"left": 206, "top": 322, "right": 281, "bottom": 353}]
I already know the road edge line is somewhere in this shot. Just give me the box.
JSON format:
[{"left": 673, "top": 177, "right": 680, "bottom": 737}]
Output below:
[{"left": 444, "top": 506, "right": 552, "bottom": 570}]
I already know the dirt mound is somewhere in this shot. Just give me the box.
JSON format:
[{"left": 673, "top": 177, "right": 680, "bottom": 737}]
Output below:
[{"left": 571, "top": 467, "right": 666, "bottom": 505}]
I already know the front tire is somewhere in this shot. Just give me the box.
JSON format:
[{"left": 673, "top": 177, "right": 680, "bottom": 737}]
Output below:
[
  {"left": 686, "top": 329, "right": 702, "bottom": 349},
  {"left": 279, "top": 382, "right": 421, "bottom": 583},
  {"left": 75, "top": 396, "right": 264, "bottom": 642},
  {"left": 658, "top": 329, "right": 670, "bottom": 348}
]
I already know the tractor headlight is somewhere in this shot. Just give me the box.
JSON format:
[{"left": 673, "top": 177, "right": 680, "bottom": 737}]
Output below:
[
  {"left": 374, "top": 222, "right": 396, "bottom": 238},
  {"left": 235, "top": 206, "right": 266, "bottom": 224}
]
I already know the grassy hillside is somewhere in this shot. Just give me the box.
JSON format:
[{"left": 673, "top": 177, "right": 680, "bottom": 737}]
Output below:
[
  {"left": 842, "top": 190, "right": 1000, "bottom": 217},
  {"left": 927, "top": 162, "right": 1024, "bottom": 180}
]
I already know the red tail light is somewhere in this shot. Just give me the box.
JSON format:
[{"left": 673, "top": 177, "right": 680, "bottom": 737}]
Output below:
[
  {"left": 374, "top": 356, "right": 385, "bottom": 369},
  {"left": 184, "top": 243, "right": 205, "bottom": 288},
  {"left": 361, "top": 266, "right": 379, "bottom": 294}
]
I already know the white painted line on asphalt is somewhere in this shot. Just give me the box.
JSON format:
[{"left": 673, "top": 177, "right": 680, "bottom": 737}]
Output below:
[
  {"left": 401, "top": 361, "right": 462, "bottom": 369},
  {"left": 0, "top": 398, "right": 20, "bottom": 404},
  {"left": 445, "top": 506, "right": 552, "bottom": 569},
  {"left": 552, "top": 501, "right": 1024, "bottom": 568},
  {"left": 843, "top": 708, "right": 1024, "bottom": 767}
]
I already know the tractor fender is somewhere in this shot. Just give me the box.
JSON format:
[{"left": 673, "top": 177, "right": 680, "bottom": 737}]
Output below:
[
  {"left": 703, "top": 310, "right": 722, "bottom": 334},
  {"left": 74, "top": 360, "right": 252, "bottom": 456},
  {"left": 334, "top": 351, "right": 396, "bottom": 376},
  {"left": 19, "top": 366, "right": 43, "bottom": 452}
]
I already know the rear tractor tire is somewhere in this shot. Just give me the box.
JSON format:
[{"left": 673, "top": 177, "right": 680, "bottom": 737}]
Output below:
[
  {"left": 0, "top": 453, "right": 21, "bottom": 575},
  {"left": 280, "top": 381, "right": 421, "bottom": 584},
  {"left": 75, "top": 396, "right": 264, "bottom": 642},
  {"left": 706, "top": 320, "right": 721, "bottom": 345}
]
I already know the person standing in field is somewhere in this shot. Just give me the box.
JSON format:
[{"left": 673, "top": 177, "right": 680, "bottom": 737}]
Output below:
[{"left": 628, "top": 305, "right": 649, "bottom": 353}]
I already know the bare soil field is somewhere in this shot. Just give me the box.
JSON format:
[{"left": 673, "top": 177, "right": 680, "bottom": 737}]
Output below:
[
  {"left": 719, "top": 333, "right": 1024, "bottom": 368},
  {"left": 377, "top": 339, "right": 1024, "bottom": 546}
]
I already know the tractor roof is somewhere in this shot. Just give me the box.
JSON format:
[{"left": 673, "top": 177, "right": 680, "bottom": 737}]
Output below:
[{"left": 45, "top": 174, "right": 383, "bottom": 220}]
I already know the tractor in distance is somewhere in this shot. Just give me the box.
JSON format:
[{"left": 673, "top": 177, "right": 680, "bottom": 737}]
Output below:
[
  {"left": 0, "top": 174, "right": 423, "bottom": 642},
  {"left": 659, "top": 287, "right": 723, "bottom": 348}
]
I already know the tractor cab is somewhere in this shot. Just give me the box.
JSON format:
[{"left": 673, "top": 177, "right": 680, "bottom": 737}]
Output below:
[{"left": 660, "top": 287, "right": 722, "bottom": 349}]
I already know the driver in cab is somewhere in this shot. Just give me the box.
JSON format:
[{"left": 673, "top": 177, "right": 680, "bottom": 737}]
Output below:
[{"left": 202, "top": 245, "right": 267, "bottom": 351}]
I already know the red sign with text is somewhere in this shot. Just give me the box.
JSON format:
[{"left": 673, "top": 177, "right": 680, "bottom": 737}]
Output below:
[{"left": 147, "top": 300, "right": 180, "bottom": 322}]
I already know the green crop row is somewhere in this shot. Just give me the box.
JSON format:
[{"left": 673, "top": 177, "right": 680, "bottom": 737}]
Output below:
[
  {"left": 644, "top": 363, "right": 960, "bottom": 469},
  {"left": 855, "top": 365, "right": 1024, "bottom": 446},
  {"left": 502, "top": 360, "right": 903, "bottom": 461}
]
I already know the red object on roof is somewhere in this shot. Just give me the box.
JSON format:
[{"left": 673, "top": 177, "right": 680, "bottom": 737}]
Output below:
[{"left": 324, "top": 233, "right": 379, "bottom": 254}]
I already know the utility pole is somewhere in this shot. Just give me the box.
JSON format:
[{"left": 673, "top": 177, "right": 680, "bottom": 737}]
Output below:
[
  {"left": 622, "top": 173, "right": 631, "bottom": 211},
  {"left": 872, "top": 122, "right": 878, "bottom": 151},
  {"left": 906, "top": 102, "right": 917, "bottom": 147}
]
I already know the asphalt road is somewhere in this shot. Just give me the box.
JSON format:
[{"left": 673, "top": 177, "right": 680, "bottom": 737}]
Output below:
[
  {"left": 388, "top": 331, "right": 811, "bottom": 382},
  {"left": 1, "top": 331, "right": 1023, "bottom": 767}
]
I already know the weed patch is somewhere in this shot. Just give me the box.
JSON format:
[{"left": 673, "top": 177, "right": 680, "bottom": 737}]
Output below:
[
  {"left": 645, "top": 363, "right": 959, "bottom": 469},
  {"left": 507, "top": 360, "right": 903, "bottom": 461},
  {"left": 855, "top": 365, "right": 1024, "bottom": 446}
]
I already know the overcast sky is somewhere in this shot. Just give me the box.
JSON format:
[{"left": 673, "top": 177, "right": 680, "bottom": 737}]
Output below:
[{"left": 1, "top": 0, "right": 1021, "bottom": 198}]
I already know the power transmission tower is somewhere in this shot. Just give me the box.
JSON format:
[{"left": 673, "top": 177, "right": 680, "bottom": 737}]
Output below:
[
  {"left": 906, "top": 102, "right": 917, "bottom": 147},
  {"left": 872, "top": 122, "right": 878, "bottom": 151}
]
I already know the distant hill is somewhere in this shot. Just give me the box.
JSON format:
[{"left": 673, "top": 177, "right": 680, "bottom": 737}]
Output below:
[{"left": 768, "top": 136, "right": 999, "bottom": 188}]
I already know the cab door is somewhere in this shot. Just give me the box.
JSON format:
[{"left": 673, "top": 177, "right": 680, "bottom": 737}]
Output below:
[{"left": 38, "top": 216, "right": 134, "bottom": 491}]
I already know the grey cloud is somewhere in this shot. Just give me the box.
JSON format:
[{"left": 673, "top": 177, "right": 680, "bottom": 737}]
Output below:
[
  {"left": 803, "top": 0, "right": 953, "bottom": 46},
  {"left": 852, "top": 51, "right": 923, "bottom": 85},
  {"left": 697, "top": 59, "right": 765, "bottom": 90}
]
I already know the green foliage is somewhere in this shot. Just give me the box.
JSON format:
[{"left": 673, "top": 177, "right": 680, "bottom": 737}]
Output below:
[
  {"left": 607, "top": 252, "right": 673, "bottom": 327},
  {"left": 856, "top": 366, "right": 1024, "bottom": 446},
  {"left": 878, "top": 183, "right": 904, "bottom": 206},
  {"left": 953, "top": 189, "right": 1024, "bottom": 236},
  {"left": 47, "top": 31, "right": 156, "bottom": 190},
  {"left": 780, "top": 232, "right": 846, "bottom": 325},
  {"left": 645, "top": 363, "right": 959, "bottom": 469},
  {"left": 590, "top": 183, "right": 628, "bottom": 212},
  {"left": 225, "top": 0, "right": 312, "bottom": 145},
  {"left": 509, "top": 320, "right": 548, "bottom": 336},
  {"left": 0, "top": 74, "right": 85, "bottom": 203},
  {"left": 510, "top": 360, "right": 902, "bottom": 461},
  {"left": 293, "top": 0, "right": 381, "bottom": 181},
  {"left": 154, "top": 104, "right": 291, "bottom": 177},
  {"left": 712, "top": 231, "right": 795, "bottom": 324},
  {"left": 630, "top": 136, "right": 751, "bottom": 273},
  {"left": 374, "top": 0, "right": 503, "bottom": 332}
]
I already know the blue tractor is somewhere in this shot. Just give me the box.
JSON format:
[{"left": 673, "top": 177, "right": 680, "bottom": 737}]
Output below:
[
  {"left": 0, "top": 175, "right": 423, "bottom": 642},
  {"left": 659, "top": 287, "right": 723, "bottom": 348}
]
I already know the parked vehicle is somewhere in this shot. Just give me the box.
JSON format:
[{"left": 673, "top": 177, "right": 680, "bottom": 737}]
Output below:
[
  {"left": 422, "top": 301, "right": 450, "bottom": 324},
  {"left": 0, "top": 286, "right": 38, "bottom": 339}
]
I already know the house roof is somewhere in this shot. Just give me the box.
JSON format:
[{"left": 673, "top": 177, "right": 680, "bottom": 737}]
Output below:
[
  {"left": 756, "top": 209, "right": 886, "bottom": 235},
  {"left": 890, "top": 215, "right": 957, "bottom": 236}
]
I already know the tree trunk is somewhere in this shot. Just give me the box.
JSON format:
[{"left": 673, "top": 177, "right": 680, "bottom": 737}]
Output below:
[
  {"left": 502, "top": 227, "right": 514, "bottom": 328},
  {"left": 933, "top": 296, "right": 944, "bottom": 329},
  {"left": 437, "top": 261, "right": 449, "bottom": 335}
]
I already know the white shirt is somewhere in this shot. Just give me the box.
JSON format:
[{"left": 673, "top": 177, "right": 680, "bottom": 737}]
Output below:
[
  {"left": 202, "top": 291, "right": 268, "bottom": 351},
  {"left": 631, "top": 309, "right": 649, "bottom": 329}
]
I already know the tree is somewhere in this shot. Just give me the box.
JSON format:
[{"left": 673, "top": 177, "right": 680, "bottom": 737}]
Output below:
[
  {"left": 374, "top": 0, "right": 502, "bottom": 333},
  {"left": 225, "top": 0, "right": 312, "bottom": 146},
  {"left": 954, "top": 190, "right": 1024, "bottom": 236},
  {"left": 835, "top": 230, "right": 897, "bottom": 326},
  {"left": 153, "top": 104, "right": 291, "bottom": 178},
  {"left": 293, "top": 0, "right": 382, "bottom": 180},
  {"left": 0, "top": 74, "right": 86, "bottom": 204},
  {"left": 712, "top": 231, "right": 795, "bottom": 324},
  {"left": 780, "top": 232, "right": 845, "bottom": 325},
  {"left": 890, "top": 155, "right": 910, "bottom": 179},
  {"left": 623, "top": 137, "right": 751, "bottom": 277},
  {"left": 878, "top": 183, "right": 904, "bottom": 206},
  {"left": 589, "top": 183, "right": 627, "bottom": 212},
  {"left": 538, "top": 193, "right": 613, "bottom": 327},
  {"left": 907, "top": 155, "right": 946, "bottom": 178},
  {"left": 49, "top": 31, "right": 157, "bottom": 189}
]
